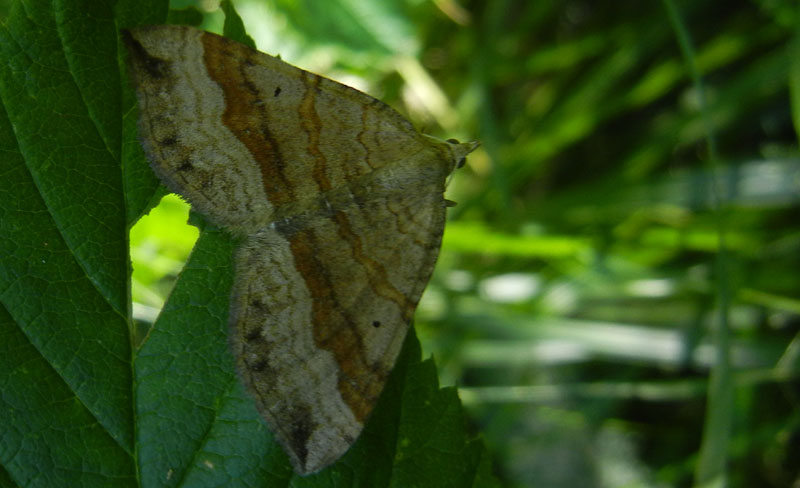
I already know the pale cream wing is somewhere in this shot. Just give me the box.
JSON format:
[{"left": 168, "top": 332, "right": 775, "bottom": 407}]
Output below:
[
  {"left": 125, "top": 25, "right": 423, "bottom": 235},
  {"left": 229, "top": 148, "right": 456, "bottom": 474}
]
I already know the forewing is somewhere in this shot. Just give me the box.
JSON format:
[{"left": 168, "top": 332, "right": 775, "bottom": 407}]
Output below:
[{"left": 124, "top": 25, "right": 422, "bottom": 235}]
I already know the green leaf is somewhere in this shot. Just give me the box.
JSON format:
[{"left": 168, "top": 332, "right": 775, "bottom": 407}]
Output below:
[
  {"left": 269, "top": 0, "right": 419, "bottom": 57},
  {"left": 0, "top": 1, "right": 494, "bottom": 486},
  {"left": 0, "top": 0, "right": 135, "bottom": 466},
  {"left": 220, "top": 0, "right": 255, "bottom": 49}
]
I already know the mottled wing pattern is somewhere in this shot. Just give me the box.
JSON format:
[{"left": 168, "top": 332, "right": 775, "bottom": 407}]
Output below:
[
  {"left": 124, "top": 24, "right": 478, "bottom": 475},
  {"left": 231, "top": 156, "right": 454, "bottom": 471}
]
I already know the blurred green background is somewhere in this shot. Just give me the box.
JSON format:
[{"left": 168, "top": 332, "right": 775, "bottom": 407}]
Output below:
[{"left": 130, "top": 1, "right": 800, "bottom": 486}]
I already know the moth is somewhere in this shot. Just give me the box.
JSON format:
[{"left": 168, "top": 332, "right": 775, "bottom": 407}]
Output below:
[{"left": 124, "top": 24, "right": 477, "bottom": 475}]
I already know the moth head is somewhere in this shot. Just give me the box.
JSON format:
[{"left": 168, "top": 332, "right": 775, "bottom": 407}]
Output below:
[
  {"left": 423, "top": 135, "right": 479, "bottom": 174},
  {"left": 430, "top": 137, "right": 479, "bottom": 190},
  {"left": 446, "top": 138, "right": 480, "bottom": 169}
]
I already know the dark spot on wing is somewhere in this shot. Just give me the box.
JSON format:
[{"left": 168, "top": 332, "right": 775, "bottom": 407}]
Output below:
[{"left": 177, "top": 160, "right": 194, "bottom": 172}]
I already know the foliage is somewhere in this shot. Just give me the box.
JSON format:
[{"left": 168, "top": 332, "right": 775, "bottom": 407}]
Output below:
[
  {"left": 0, "top": 0, "right": 493, "bottom": 486},
  {"left": 232, "top": 0, "right": 799, "bottom": 486},
  {"left": 2, "top": 0, "right": 799, "bottom": 486}
]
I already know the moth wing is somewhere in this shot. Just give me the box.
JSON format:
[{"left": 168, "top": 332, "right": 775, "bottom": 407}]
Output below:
[
  {"left": 125, "top": 24, "right": 478, "bottom": 475},
  {"left": 230, "top": 157, "right": 452, "bottom": 474},
  {"left": 125, "top": 25, "right": 422, "bottom": 235}
]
